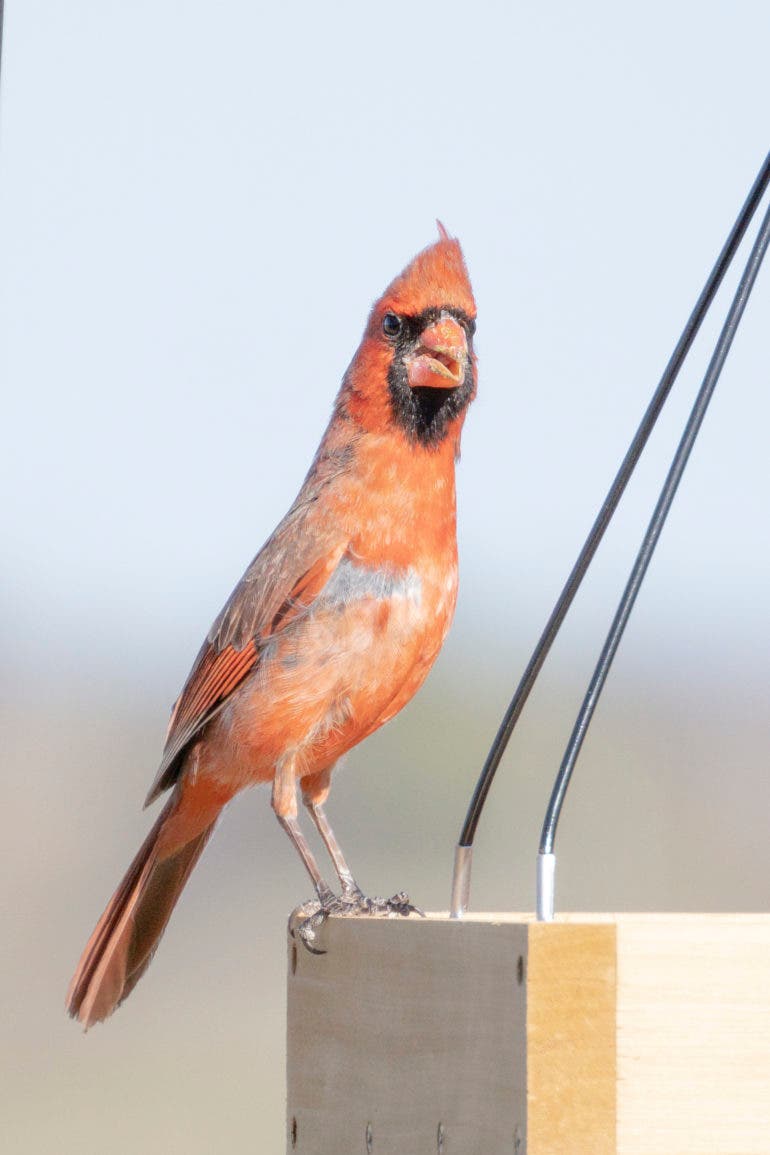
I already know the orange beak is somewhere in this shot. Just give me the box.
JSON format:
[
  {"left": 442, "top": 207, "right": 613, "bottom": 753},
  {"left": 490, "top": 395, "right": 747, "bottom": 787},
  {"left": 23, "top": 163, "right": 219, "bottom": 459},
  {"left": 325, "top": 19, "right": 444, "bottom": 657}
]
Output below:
[{"left": 406, "top": 316, "right": 468, "bottom": 390}]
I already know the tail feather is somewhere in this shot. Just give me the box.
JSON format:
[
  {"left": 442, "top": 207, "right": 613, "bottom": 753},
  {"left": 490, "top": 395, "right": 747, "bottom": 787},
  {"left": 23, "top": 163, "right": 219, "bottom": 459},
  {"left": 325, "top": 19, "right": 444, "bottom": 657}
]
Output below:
[{"left": 66, "top": 794, "right": 215, "bottom": 1028}]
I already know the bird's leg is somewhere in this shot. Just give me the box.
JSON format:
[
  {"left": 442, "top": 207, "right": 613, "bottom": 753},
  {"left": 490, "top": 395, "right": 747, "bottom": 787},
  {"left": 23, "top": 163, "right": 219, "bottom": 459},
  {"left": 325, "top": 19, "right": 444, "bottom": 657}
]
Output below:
[
  {"left": 272, "top": 755, "right": 335, "bottom": 909},
  {"left": 273, "top": 756, "right": 378, "bottom": 953},
  {"left": 303, "top": 797, "right": 363, "bottom": 902},
  {"left": 301, "top": 769, "right": 423, "bottom": 920}
]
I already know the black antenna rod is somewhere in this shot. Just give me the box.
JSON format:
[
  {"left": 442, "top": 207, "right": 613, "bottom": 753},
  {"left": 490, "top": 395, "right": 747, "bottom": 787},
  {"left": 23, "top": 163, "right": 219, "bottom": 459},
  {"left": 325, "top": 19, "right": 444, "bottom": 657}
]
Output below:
[
  {"left": 536, "top": 191, "right": 770, "bottom": 920},
  {"left": 451, "top": 152, "right": 770, "bottom": 917}
]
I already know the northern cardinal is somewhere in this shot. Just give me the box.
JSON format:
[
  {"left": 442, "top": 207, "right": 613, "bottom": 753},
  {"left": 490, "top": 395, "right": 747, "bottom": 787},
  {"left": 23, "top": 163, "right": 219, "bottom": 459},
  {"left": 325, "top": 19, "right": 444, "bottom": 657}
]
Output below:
[{"left": 67, "top": 227, "right": 477, "bottom": 1027}]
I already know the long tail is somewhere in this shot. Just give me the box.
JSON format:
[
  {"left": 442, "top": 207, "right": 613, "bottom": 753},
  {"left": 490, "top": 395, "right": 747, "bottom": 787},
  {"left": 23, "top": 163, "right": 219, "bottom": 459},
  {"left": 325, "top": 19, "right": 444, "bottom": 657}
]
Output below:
[{"left": 66, "top": 791, "right": 216, "bottom": 1028}]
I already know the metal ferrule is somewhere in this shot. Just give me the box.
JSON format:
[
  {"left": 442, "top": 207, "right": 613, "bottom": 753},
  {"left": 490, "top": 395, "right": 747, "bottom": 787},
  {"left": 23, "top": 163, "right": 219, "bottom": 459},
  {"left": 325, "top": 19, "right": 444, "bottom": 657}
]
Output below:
[
  {"left": 450, "top": 844, "right": 473, "bottom": 918},
  {"left": 536, "top": 852, "right": 556, "bottom": 922}
]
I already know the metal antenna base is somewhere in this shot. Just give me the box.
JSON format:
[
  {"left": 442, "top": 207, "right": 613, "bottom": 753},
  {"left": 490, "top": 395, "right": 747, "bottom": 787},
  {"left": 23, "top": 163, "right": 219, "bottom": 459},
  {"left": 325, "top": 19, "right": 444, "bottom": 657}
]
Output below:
[
  {"left": 536, "top": 852, "right": 556, "bottom": 922},
  {"left": 450, "top": 844, "right": 472, "bottom": 918}
]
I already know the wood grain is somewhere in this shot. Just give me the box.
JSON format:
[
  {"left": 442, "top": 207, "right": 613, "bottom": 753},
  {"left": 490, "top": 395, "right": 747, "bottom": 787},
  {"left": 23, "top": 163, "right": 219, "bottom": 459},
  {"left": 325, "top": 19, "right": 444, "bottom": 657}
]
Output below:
[
  {"left": 287, "top": 915, "right": 528, "bottom": 1154},
  {"left": 286, "top": 914, "right": 617, "bottom": 1154},
  {"left": 286, "top": 912, "right": 770, "bottom": 1154},
  {"left": 615, "top": 913, "right": 770, "bottom": 1155},
  {"left": 528, "top": 921, "right": 617, "bottom": 1154}
]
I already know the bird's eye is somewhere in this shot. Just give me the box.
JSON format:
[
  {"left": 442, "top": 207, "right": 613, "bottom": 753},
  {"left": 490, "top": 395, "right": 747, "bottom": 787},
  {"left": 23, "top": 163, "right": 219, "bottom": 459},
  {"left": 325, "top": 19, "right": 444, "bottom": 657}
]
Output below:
[
  {"left": 467, "top": 317, "right": 477, "bottom": 337},
  {"left": 382, "top": 312, "right": 402, "bottom": 337}
]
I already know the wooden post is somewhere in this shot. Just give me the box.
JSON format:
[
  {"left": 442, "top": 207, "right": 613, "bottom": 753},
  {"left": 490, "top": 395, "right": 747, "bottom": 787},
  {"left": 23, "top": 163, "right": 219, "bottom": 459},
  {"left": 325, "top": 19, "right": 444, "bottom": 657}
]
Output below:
[{"left": 286, "top": 912, "right": 770, "bottom": 1155}]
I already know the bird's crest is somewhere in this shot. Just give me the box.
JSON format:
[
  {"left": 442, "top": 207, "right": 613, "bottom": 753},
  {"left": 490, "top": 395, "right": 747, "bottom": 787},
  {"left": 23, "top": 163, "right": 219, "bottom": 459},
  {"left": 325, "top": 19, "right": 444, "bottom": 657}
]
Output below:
[{"left": 379, "top": 228, "right": 476, "bottom": 319}]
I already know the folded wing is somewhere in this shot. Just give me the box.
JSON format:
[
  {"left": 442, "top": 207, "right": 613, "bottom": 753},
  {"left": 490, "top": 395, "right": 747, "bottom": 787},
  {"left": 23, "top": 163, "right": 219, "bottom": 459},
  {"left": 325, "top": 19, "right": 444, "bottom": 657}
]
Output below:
[{"left": 145, "top": 501, "right": 347, "bottom": 805}]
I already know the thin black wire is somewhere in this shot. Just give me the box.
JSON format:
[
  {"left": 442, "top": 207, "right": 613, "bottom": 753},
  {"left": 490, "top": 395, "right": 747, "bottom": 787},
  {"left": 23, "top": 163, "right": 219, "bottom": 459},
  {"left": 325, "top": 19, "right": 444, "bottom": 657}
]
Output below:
[
  {"left": 540, "top": 195, "right": 770, "bottom": 855},
  {"left": 458, "top": 152, "right": 770, "bottom": 849}
]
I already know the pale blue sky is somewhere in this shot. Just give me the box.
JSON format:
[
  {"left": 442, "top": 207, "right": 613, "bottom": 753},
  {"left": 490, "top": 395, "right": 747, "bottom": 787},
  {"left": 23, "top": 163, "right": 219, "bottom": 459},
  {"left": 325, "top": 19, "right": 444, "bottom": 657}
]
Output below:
[{"left": 2, "top": 0, "right": 770, "bottom": 695}]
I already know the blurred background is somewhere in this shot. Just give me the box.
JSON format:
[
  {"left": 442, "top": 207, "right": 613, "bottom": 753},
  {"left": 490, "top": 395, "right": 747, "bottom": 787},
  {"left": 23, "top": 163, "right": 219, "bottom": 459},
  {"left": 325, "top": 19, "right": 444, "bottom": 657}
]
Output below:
[{"left": 2, "top": 2, "right": 770, "bottom": 1151}]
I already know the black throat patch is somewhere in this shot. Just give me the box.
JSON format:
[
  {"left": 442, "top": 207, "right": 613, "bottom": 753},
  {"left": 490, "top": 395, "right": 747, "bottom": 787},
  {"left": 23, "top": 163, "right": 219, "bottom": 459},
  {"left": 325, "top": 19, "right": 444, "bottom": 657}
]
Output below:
[{"left": 386, "top": 307, "right": 476, "bottom": 447}]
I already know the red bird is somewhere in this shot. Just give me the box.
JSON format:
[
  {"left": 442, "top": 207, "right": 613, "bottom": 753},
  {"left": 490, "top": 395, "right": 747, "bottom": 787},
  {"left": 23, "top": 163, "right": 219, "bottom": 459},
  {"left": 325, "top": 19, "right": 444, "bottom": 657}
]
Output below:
[{"left": 67, "top": 228, "right": 477, "bottom": 1027}]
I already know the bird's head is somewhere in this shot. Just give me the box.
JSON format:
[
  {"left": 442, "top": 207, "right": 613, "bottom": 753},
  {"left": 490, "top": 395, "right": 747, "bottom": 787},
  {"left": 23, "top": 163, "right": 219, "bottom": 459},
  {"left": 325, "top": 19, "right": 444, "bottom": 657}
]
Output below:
[{"left": 343, "top": 226, "right": 477, "bottom": 450}]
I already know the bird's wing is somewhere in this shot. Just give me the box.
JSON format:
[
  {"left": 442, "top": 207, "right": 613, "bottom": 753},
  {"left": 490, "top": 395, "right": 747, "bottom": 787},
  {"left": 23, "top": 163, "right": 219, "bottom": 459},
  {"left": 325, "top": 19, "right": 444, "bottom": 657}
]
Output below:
[{"left": 145, "top": 498, "right": 347, "bottom": 805}]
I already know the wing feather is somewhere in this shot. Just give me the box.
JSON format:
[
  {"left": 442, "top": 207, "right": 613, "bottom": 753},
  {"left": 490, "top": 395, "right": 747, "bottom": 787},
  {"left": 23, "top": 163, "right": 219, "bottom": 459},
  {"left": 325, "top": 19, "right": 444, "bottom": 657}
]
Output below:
[{"left": 144, "top": 502, "right": 348, "bottom": 805}]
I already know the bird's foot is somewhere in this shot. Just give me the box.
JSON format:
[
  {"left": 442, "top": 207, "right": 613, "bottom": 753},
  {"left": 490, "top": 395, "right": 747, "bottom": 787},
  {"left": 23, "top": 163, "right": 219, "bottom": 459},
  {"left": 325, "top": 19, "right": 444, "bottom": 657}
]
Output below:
[
  {"left": 290, "top": 888, "right": 423, "bottom": 954},
  {"left": 348, "top": 888, "right": 424, "bottom": 918}
]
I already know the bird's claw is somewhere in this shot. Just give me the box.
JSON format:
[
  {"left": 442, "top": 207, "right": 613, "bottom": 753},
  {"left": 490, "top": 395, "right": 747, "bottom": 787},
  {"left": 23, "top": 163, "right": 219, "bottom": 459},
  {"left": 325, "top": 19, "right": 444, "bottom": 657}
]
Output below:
[
  {"left": 290, "top": 888, "right": 423, "bottom": 954},
  {"left": 295, "top": 905, "right": 330, "bottom": 954}
]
